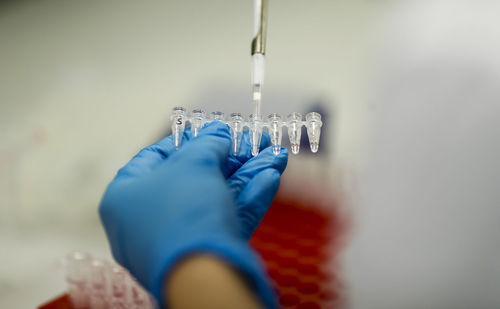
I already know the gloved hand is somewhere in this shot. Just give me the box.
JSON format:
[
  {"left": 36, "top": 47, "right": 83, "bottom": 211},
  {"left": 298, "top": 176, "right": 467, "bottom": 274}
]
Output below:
[{"left": 99, "top": 121, "right": 288, "bottom": 308}]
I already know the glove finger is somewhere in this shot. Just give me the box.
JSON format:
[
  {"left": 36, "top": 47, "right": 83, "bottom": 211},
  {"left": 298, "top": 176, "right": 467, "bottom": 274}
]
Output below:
[
  {"left": 169, "top": 121, "right": 231, "bottom": 170},
  {"left": 260, "top": 130, "right": 272, "bottom": 149},
  {"left": 223, "top": 131, "right": 272, "bottom": 178},
  {"left": 115, "top": 129, "right": 192, "bottom": 180},
  {"left": 228, "top": 146, "right": 288, "bottom": 198},
  {"left": 237, "top": 130, "right": 271, "bottom": 159},
  {"left": 236, "top": 168, "right": 282, "bottom": 240}
]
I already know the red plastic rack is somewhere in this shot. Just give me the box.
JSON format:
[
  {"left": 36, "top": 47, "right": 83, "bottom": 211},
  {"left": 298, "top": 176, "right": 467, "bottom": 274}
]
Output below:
[{"left": 250, "top": 193, "right": 346, "bottom": 309}]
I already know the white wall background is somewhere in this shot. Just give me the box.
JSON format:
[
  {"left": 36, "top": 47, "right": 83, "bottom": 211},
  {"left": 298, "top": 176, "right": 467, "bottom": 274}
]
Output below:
[{"left": 345, "top": 1, "right": 500, "bottom": 308}]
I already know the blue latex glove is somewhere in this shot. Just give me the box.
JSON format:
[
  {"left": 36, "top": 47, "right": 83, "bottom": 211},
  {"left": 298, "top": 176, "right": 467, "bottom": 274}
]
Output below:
[{"left": 99, "top": 121, "right": 288, "bottom": 308}]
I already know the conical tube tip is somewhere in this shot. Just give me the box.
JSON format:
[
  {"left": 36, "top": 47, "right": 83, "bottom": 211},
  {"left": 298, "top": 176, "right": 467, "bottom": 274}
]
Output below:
[{"left": 305, "top": 112, "right": 322, "bottom": 154}]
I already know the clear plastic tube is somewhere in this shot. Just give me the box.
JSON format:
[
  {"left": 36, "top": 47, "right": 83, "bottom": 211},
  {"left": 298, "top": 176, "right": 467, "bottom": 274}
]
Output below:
[
  {"left": 209, "top": 111, "right": 225, "bottom": 121},
  {"left": 229, "top": 113, "right": 244, "bottom": 156},
  {"left": 249, "top": 114, "right": 263, "bottom": 156},
  {"left": 66, "top": 252, "right": 91, "bottom": 308},
  {"left": 64, "top": 252, "right": 157, "bottom": 309},
  {"left": 287, "top": 112, "right": 302, "bottom": 155},
  {"left": 305, "top": 112, "right": 322, "bottom": 153},
  {"left": 170, "top": 107, "right": 323, "bottom": 156},
  {"left": 171, "top": 107, "right": 186, "bottom": 149},
  {"left": 109, "top": 265, "right": 128, "bottom": 309},
  {"left": 89, "top": 259, "right": 108, "bottom": 309},
  {"left": 190, "top": 109, "right": 205, "bottom": 138},
  {"left": 268, "top": 113, "right": 283, "bottom": 155}
]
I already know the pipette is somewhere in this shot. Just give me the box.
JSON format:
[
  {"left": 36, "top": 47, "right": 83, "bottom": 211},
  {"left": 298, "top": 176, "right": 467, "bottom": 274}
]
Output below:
[
  {"left": 251, "top": 0, "right": 267, "bottom": 118},
  {"left": 250, "top": 0, "right": 268, "bottom": 156},
  {"left": 168, "top": 0, "right": 323, "bottom": 156}
]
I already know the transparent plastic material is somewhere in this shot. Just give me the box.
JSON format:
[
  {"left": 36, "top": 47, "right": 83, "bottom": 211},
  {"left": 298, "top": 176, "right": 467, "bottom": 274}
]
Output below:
[
  {"left": 66, "top": 252, "right": 91, "bottom": 308},
  {"left": 249, "top": 114, "right": 263, "bottom": 156},
  {"left": 64, "top": 252, "right": 157, "bottom": 309},
  {"left": 170, "top": 107, "right": 186, "bottom": 149},
  {"left": 268, "top": 113, "right": 283, "bottom": 155},
  {"left": 209, "top": 111, "right": 225, "bottom": 121},
  {"left": 287, "top": 112, "right": 302, "bottom": 155},
  {"left": 229, "top": 113, "right": 244, "bottom": 156},
  {"left": 252, "top": 83, "right": 262, "bottom": 119},
  {"left": 89, "top": 259, "right": 107, "bottom": 309},
  {"left": 169, "top": 107, "right": 323, "bottom": 156},
  {"left": 190, "top": 109, "right": 205, "bottom": 138},
  {"left": 109, "top": 265, "right": 128, "bottom": 309},
  {"left": 305, "top": 112, "right": 322, "bottom": 153}
]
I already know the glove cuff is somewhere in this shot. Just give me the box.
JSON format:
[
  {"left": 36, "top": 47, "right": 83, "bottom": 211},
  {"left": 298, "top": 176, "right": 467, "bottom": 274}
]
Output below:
[{"left": 146, "top": 234, "right": 277, "bottom": 309}]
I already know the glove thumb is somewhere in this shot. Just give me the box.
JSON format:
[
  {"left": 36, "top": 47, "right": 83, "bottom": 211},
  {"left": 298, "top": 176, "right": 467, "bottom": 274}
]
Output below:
[{"left": 171, "top": 121, "right": 232, "bottom": 170}]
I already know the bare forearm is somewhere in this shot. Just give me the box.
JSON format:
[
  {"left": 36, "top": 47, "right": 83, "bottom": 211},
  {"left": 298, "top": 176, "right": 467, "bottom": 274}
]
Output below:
[{"left": 165, "top": 255, "right": 265, "bottom": 309}]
